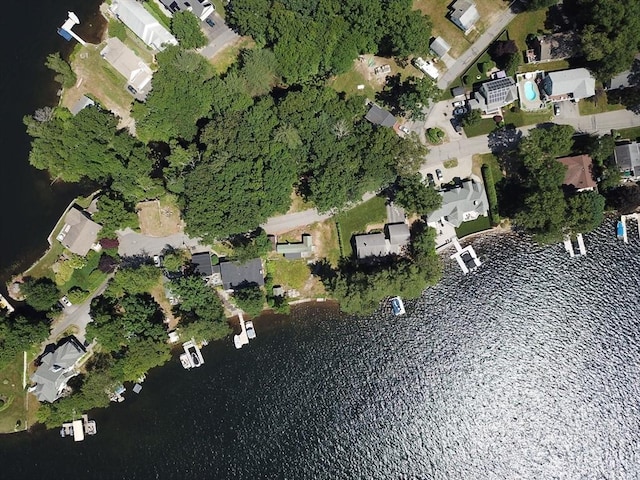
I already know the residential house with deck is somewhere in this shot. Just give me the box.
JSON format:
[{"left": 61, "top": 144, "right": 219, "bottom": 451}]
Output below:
[
  {"left": 355, "top": 223, "right": 411, "bottom": 260},
  {"left": 219, "top": 258, "right": 264, "bottom": 291},
  {"left": 30, "top": 337, "right": 86, "bottom": 403},
  {"left": 426, "top": 180, "right": 488, "bottom": 228},
  {"left": 100, "top": 37, "right": 153, "bottom": 93},
  {"left": 469, "top": 76, "right": 518, "bottom": 114},
  {"left": 541, "top": 68, "right": 595, "bottom": 103},
  {"left": 56, "top": 207, "right": 102, "bottom": 257}
]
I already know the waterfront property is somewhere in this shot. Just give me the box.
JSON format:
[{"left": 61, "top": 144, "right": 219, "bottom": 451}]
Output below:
[
  {"left": 365, "top": 104, "right": 397, "bottom": 128},
  {"left": 448, "top": 0, "right": 480, "bottom": 34},
  {"left": 56, "top": 207, "right": 102, "bottom": 257},
  {"left": 276, "top": 234, "right": 314, "bottom": 259},
  {"left": 426, "top": 180, "right": 489, "bottom": 229},
  {"left": 218, "top": 258, "right": 264, "bottom": 291},
  {"left": 110, "top": 0, "right": 177, "bottom": 51},
  {"left": 60, "top": 414, "right": 97, "bottom": 442},
  {"left": 468, "top": 75, "right": 518, "bottom": 114},
  {"left": 557, "top": 154, "right": 597, "bottom": 192},
  {"left": 159, "top": 0, "right": 214, "bottom": 21},
  {"left": 354, "top": 222, "right": 411, "bottom": 260},
  {"left": 180, "top": 338, "right": 204, "bottom": 369},
  {"left": 100, "top": 37, "right": 153, "bottom": 94},
  {"left": 30, "top": 337, "right": 86, "bottom": 403},
  {"left": 540, "top": 68, "right": 595, "bottom": 103},
  {"left": 614, "top": 141, "right": 640, "bottom": 179}
]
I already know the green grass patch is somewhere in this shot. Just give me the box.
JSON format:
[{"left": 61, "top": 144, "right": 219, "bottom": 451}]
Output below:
[
  {"left": 62, "top": 250, "right": 108, "bottom": 294},
  {"left": 329, "top": 68, "right": 377, "bottom": 100},
  {"left": 615, "top": 126, "right": 640, "bottom": 141},
  {"left": 211, "top": 0, "right": 225, "bottom": 19},
  {"left": 481, "top": 164, "right": 500, "bottom": 226},
  {"left": 473, "top": 153, "right": 503, "bottom": 181},
  {"left": 503, "top": 106, "right": 552, "bottom": 127},
  {"left": 579, "top": 96, "right": 624, "bottom": 115},
  {"left": 507, "top": 7, "right": 549, "bottom": 52},
  {"left": 463, "top": 118, "right": 497, "bottom": 137},
  {"left": 336, "top": 196, "right": 388, "bottom": 257},
  {"left": 443, "top": 158, "right": 458, "bottom": 169},
  {"left": 518, "top": 59, "right": 569, "bottom": 73},
  {"left": 461, "top": 52, "right": 493, "bottom": 88},
  {"left": 0, "top": 354, "right": 33, "bottom": 434},
  {"left": 143, "top": 1, "right": 171, "bottom": 30},
  {"left": 455, "top": 216, "right": 491, "bottom": 238},
  {"left": 267, "top": 259, "right": 311, "bottom": 291}
]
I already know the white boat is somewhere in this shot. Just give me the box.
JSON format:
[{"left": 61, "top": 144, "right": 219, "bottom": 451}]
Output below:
[
  {"left": 246, "top": 321, "right": 256, "bottom": 340},
  {"left": 390, "top": 296, "right": 406, "bottom": 316},
  {"left": 180, "top": 338, "right": 204, "bottom": 369}
]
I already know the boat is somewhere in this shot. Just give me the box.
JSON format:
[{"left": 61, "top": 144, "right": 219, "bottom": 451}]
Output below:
[
  {"left": 246, "top": 321, "right": 256, "bottom": 340},
  {"left": 190, "top": 350, "right": 200, "bottom": 367},
  {"left": 390, "top": 296, "right": 406, "bottom": 316},
  {"left": 617, "top": 220, "right": 626, "bottom": 240},
  {"left": 180, "top": 338, "right": 204, "bottom": 369}
]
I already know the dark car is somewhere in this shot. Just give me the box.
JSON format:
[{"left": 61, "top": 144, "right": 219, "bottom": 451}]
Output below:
[
  {"left": 435, "top": 168, "right": 443, "bottom": 180},
  {"left": 553, "top": 103, "right": 560, "bottom": 116},
  {"left": 426, "top": 173, "right": 435, "bottom": 186},
  {"left": 453, "top": 106, "right": 468, "bottom": 116},
  {"left": 206, "top": 17, "right": 215, "bottom": 27},
  {"left": 127, "top": 85, "right": 137, "bottom": 95}
]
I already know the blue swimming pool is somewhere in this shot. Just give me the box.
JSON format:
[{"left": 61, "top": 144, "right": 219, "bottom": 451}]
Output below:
[{"left": 524, "top": 81, "right": 538, "bottom": 101}]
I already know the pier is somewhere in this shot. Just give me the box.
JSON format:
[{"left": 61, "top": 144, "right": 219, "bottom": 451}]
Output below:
[
  {"left": 563, "top": 235, "right": 575, "bottom": 257},
  {"left": 564, "top": 234, "right": 586, "bottom": 257},
  {"left": 234, "top": 312, "right": 249, "bottom": 349},
  {"left": 180, "top": 338, "right": 204, "bottom": 369},
  {"left": 0, "top": 293, "right": 15, "bottom": 314},
  {"left": 450, "top": 239, "right": 481, "bottom": 274},
  {"left": 60, "top": 414, "right": 97, "bottom": 442},
  {"left": 618, "top": 214, "right": 640, "bottom": 243}
]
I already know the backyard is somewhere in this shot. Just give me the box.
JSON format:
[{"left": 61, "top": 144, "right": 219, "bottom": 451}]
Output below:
[
  {"left": 0, "top": 353, "right": 38, "bottom": 434},
  {"left": 336, "top": 196, "right": 388, "bottom": 257},
  {"left": 616, "top": 126, "right": 640, "bottom": 142},
  {"left": 455, "top": 216, "right": 491, "bottom": 238}
]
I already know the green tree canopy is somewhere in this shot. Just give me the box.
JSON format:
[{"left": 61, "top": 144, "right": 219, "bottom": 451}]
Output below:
[
  {"left": 45, "top": 52, "right": 76, "bottom": 89},
  {"left": 233, "top": 285, "right": 266, "bottom": 317},
  {"left": 171, "top": 11, "right": 207, "bottom": 49},
  {"left": 395, "top": 174, "right": 442, "bottom": 215},
  {"left": 92, "top": 195, "right": 139, "bottom": 238},
  {"left": 21, "top": 277, "right": 60, "bottom": 312}
]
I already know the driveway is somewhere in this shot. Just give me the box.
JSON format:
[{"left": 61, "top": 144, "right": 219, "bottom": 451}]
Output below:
[
  {"left": 198, "top": 12, "right": 240, "bottom": 59},
  {"left": 117, "top": 229, "right": 206, "bottom": 257},
  {"left": 386, "top": 202, "right": 406, "bottom": 224},
  {"left": 261, "top": 210, "right": 333, "bottom": 235}
]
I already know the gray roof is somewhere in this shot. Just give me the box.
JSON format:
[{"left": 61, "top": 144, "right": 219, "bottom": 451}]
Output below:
[
  {"left": 191, "top": 252, "right": 213, "bottom": 276},
  {"left": 110, "top": 0, "right": 177, "bottom": 51},
  {"left": 450, "top": 0, "right": 480, "bottom": 31},
  {"left": 276, "top": 235, "right": 313, "bottom": 258},
  {"left": 100, "top": 37, "right": 153, "bottom": 91},
  {"left": 451, "top": 86, "right": 465, "bottom": 97},
  {"left": 387, "top": 223, "right": 410, "bottom": 245},
  {"left": 219, "top": 258, "right": 264, "bottom": 290},
  {"left": 542, "top": 68, "right": 595, "bottom": 100},
  {"left": 426, "top": 180, "right": 488, "bottom": 228},
  {"left": 355, "top": 233, "right": 387, "bottom": 259},
  {"left": 31, "top": 337, "right": 85, "bottom": 403},
  {"left": 473, "top": 77, "right": 517, "bottom": 113},
  {"left": 59, "top": 208, "right": 102, "bottom": 256},
  {"left": 615, "top": 142, "right": 640, "bottom": 175},
  {"left": 365, "top": 105, "right": 397, "bottom": 128},
  {"left": 160, "top": 0, "right": 214, "bottom": 20},
  {"left": 430, "top": 36, "right": 451, "bottom": 57},
  {"left": 69, "top": 95, "right": 95, "bottom": 115}
]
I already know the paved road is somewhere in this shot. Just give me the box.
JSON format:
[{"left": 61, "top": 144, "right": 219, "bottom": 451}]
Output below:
[
  {"left": 437, "top": 2, "right": 520, "bottom": 90},
  {"left": 117, "top": 229, "right": 206, "bottom": 257},
  {"left": 199, "top": 11, "right": 240, "bottom": 59},
  {"left": 262, "top": 209, "right": 333, "bottom": 235}
]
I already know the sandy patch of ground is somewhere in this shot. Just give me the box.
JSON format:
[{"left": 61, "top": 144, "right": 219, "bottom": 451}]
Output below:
[
  {"left": 137, "top": 200, "right": 184, "bottom": 237},
  {"left": 150, "top": 282, "right": 178, "bottom": 330}
]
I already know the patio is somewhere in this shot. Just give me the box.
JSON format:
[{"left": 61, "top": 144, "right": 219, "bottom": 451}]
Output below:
[{"left": 516, "top": 71, "right": 545, "bottom": 111}]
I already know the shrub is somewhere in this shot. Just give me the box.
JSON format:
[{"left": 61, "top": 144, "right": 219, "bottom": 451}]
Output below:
[{"left": 481, "top": 164, "right": 500, "bottom": 226}]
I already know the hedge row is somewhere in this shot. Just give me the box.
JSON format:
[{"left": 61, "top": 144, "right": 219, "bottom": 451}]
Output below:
[{"left": 481, "top": 164, "right": 500, "bottom": 226}]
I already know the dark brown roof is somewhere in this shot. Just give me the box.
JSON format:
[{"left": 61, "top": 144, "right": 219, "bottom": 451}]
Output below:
[{"left": 557, "top": 154, "right": 597, "bottom": 190}]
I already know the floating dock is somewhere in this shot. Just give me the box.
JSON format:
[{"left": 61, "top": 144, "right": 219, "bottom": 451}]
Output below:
[
  {"left": 60, "top": 414, "right": 97, "bottom": 442},
  {"left": 576, "top": 233, "right": 586, "bottom": 256},
  {"left": 180, "top": 338, "right": 204, "bottom": 369},
  {"left": 0, "top": 293, "right": 14, "bottom": 314},
  {"left": 450, "top": 239, "right": 481, "bottom": 274},
  {"left": 563, "top": 235, "right": 575, "bottom": 257},
  {"left": 234, "top": 312, "right": 249, "bottom": 349}
]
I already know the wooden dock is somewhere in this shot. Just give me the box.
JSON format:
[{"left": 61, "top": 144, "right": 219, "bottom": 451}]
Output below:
[{"left": 0, "top": 293, "right": 14, "bottom": 314}]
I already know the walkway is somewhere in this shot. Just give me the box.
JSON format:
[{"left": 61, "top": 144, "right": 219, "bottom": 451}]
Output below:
[{"left": 436, "top": 2, "right": 520, "bottom": 90}]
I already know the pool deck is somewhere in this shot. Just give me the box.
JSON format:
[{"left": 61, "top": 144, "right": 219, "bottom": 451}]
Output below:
[{"left": 516, "top": 72, "right": 545, "bottom": 111}]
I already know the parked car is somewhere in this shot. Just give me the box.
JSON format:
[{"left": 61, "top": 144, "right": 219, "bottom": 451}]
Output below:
[
  {"left": 435, "top": 168, "right": 443, "bottom": 180},
  {"left": 399, "top": 125, "right": 410, "bottom": 134},
  {"left": 206, "top": 17, "right": 215, "bottom": 27},
  {"left": 127, "top": 85, "right": 137, "bottom": 95},
  {"left": 153, "top": 255, "right": 163, "bottom": 268},
  {"left": 553, "top": 103, "right": 560, "bottom": 116},
  {"left": 426, "top": 173, "right": 435, "bottom": 186},
  {"left": 59, "top": 296, "right": 72, "bottom": 308},
  {"left": 453, "top": 107, "right": 468, "bottom": 116},
  {"left": 452, "top": 101, "right": 464, "bottom": 108}
]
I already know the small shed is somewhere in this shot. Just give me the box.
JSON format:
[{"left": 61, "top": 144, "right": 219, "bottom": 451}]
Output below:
[
  {"left": 451, "top": 86, "right": 465, "bottom": 98},
  {"left": 430, "top": 37, "right": 451, "bottom": 58}
]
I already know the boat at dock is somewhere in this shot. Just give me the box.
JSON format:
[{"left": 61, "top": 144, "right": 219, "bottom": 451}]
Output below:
[
  {"left": 0, "top": 293, "right": 15, "bottom": 314},
  {"left": 60, "top": 414, "right": 96, "bottom": 442},
  {"left": 617, "top": 220, "right": 626, "bottom": 241},
  {"left": 450, "top": 239, "right": 481, "bottom": 274},
  {"left": 390, "top": 296, "right": 406, "bottom": 316},
  {"left": 180, "top": 338, "right": 204, "bottom": 369},
  {"left": 234, "top": 312, "right": 250, "bottom": 349}
]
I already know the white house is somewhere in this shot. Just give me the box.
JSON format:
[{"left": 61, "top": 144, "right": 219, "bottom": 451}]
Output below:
[
  {"left": 110, "top": 0, "right": 177, "bottom": 51},
  {"left": 100, "top": 37, "right": 153, "bottom": 92},
  {"left": 449, "top": 0, "right": 480, "bottom": 34}
]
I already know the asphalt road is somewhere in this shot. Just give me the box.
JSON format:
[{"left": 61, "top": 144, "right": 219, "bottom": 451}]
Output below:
[{"left": 199, "top": 11, "right": 240, "bottom": 59}]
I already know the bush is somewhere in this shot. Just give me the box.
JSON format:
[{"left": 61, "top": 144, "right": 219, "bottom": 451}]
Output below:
[
  {"left": 170, "top": 11, "right": 207, "bottom": 49},
  {"left": 481, "top": 164, "right": 500, "bottom": 226},
  {"left": 427, "top": 127, "right": 445, "bottom": 144}
]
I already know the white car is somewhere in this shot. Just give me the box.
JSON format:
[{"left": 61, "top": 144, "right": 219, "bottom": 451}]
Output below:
[
  {"left": 59, "top": 296, "right": 72, "bottom": 308},
  {"left": 399, "top": 125, "right": 410, "bottom": 134}
]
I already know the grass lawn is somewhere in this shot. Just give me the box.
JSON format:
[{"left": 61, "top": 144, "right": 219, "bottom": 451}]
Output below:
[
  {"left": 461, "top": 51, "right": 493, "bottom": 88},
  {"left": 336, "top": 196, "right": 388, "bottom": 257},
  {"left": 507, "top": 7, "right": 550, "bottom": 52},
  {"left": 211, "top": 0, "right": 226, "bottom": 19},
  {"left": 463, "top": 118, "right": 497, "bottom": 137},
  {"left": 62, "top": 250, "right": 108, "bottom": 295},
  {"left": 329, "top": 68, "right": 377, "bottom": 100},
  {"left": 616, "top": 126, "right": 640, "bottom": 141},
  {"left": 518, "top": 59, "right": 569, "bottom": 73},
  {"left": 210, "top": 36, "right": 255, "bottom": 74},
  {"left": 472, "top": 152, "right": 503, "bottom": 180},
  {"left": 579, "top": 96, "right": 624, "bottom": 115},
  {"left": 455, "top": 216, "right": 491, "bottom": 238},
  {"left": 503, "top": 106, "right": 552, "bottom": 127},
  {"left": 0, "top": 353, "right": 38, "bottom": 434},
  {"left": 443, "top": 158, "right": 458, "bottom": 169},
  {"left": 267, "top": 259, "right": 311, "bottom": 291}
]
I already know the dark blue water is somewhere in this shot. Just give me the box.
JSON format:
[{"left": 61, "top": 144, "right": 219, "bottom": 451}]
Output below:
[
  {"left": 0, "top": 0, "right": 103, "bottom": 287},
  {"left": 1, "top": 219, "right": 640, "bottom": 479}
]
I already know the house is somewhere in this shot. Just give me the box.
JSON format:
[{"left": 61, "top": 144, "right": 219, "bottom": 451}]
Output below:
[
  {"left": 541, "top": 68, "right": 595, "bottom": 102},
  {"left": 430, "top": 36, "right": 451, "bottom": 58},
  {"left": 355, "top": 223, "right": 411, "bottom": 260},
  {"left": 219, "top": 258, "right": 264, "bottom": 290},
  {"left": 426, "top": 180, "right": 488, "bottom": 228},
  {"left": 69, "top": 95, "right": 95, "bottom": 115},
  {"left": 159, "top": 0, "right": 214, "bottom": 21},
  {"left": 276, "top": 234, "right": 314, "bottom": 259},
  {"left": 100, "top": 37, "right": 153, "bottom": 92},
  {"left": 531, "top": 32, "right": 579, "bottom": 63},
  {"left": 56, "top": 207, "right": 102, "bottom": 256},
  {"left": 191, "top": 251, "right": 213, "bottom": 277},
  {"left": 365, "top": 104, "right": 397, "bottom": 128},
  {"left": 110, "top": 0, "right": 177, "bottom": 51},
  {"left": 449, "top": 0, "right": 480, "bottom": 34},
  {"left": 557, "top": 154, "right": 597, "bottom": 192},
  {"left": 614, "top": 141, "right": 640, "bottom": 177},
  {"left": 469, "top": 76, "right": 518, "bottom": 114},
  {"left": 30, "top": 337, "right": 86, "bottom": 403}
]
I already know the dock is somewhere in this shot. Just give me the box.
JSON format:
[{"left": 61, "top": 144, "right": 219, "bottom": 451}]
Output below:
[
  {"left": 60, "top": 414, "right": 96, "bottom": 442},
  {"left": 576, "top": 233, "right": 586, "bottom": 256},
  {"left": 180, "top": 338, "right": 204, "bottom": 369},
  {"left": 0, "top": 293, "right": 15, "bottom": 314},
  {"left": 563, "top": 235, "right": 575, "bottom": 257},
  {"left": 450, "top": 239, "right": 481, "bottom": 274},
  {"left": 234, "top": 311, "right": 249, "bottom": 349}
]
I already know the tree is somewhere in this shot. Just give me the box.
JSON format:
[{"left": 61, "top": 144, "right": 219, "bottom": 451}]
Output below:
[
  {"left": 21, "top": 277, "right": 60, "bottom": 312},
  {"left": 233, "top": 285, "right": 266, "bottom": 317},
  {"left": 0, "top": 314, "right": 49, "bottom": 370},
  {"left": 105, "top": 265, "right": 161, "bottom": 298},
  {"left": 606, "top": 184, "right": 640, "bottom": 213},
  {"left": 92, "top": 195, "right": 139, "bottom": 238},
  {"left": 239, "top": 48, "right": 280, "bottom": 97},
  {"left": 231, "top": 229, "right": 272, "bottom": 262},
  {"left": 113, "top": 338, "right": 171, "bottom": 382},
  {"left": 462, "top": 109, "right": 482, "bottom": 127},
  {"left": 171, "top": 275, "right": 225, "bottom": 323},
  {"left": 45, "top": 52, "right": 76, "bottom": 89},
  {"left": 380, "top": 74, "right": 441, "bottom": 120},
  {"left": 395, "top": 174, "right": 442, "bottom": 215},
  {"left": 566, "top": 191, "right": 605, "bottom": 233},
  {"left": 525, "top": 0, "right": 557, "bottom": 11},
  {"left": 171, "top": 11, "right": 207, "bottom": 49},
  {"left": 504, "top": 52, "right": 521, "bottom": 77}
]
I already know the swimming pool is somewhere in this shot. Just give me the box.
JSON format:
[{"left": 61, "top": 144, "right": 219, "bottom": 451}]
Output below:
[{"left": 524, "top": 81, "right": 538, "bottom": 101}]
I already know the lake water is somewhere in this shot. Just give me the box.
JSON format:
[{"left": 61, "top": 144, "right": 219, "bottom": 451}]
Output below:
[{"left": 1, "top": 219, "right": 640, "bottom": 479}]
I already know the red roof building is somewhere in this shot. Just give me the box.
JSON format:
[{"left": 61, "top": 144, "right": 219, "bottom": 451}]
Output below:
[{"left": 557, "top": 154, "right": 597, "bottom": 192}]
